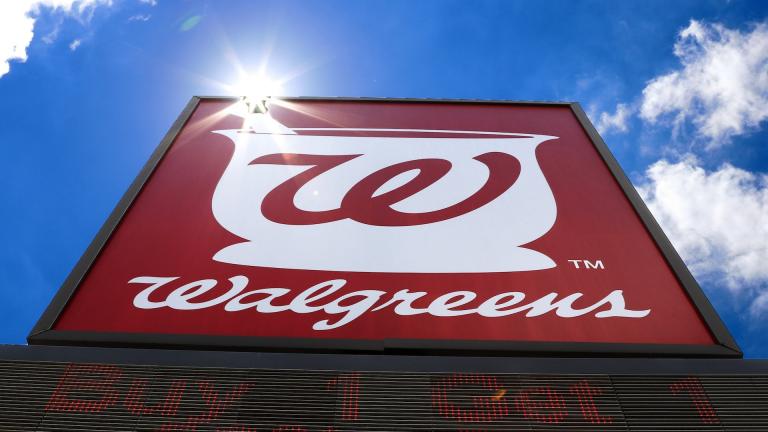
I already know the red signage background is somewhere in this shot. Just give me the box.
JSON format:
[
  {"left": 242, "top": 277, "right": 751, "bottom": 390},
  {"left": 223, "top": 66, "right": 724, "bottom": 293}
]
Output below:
[{"left": 48, "top": 99, "right": 717, "bottom": 348}]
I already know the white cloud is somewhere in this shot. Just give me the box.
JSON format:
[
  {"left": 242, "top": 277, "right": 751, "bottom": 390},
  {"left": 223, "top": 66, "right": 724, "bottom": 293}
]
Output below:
[
  {"left": 139, "top": 0, "right": 157, "bottom": 5},
  {"left": 595, "top": 103, "right": 632, "bottom": 135},
  {"left": 0, "top": 2, "right": 35, "bottom": 77},
  {"left": 68, "top": 38, "right": 81, "bottom": 51},
  {"left": 0, "top": 0, "right": 112, "bottom": 78},
  {"left": 637, "top": 158, "right": 768, "bottom": 313},
  {"left": 640, "top": 20, "right": 768, "bottom": 146},
  {"left": 750, "top": 291, "right": 768, "bottom": 317},
  {"left": 128, "top": 14, "right": 152, "bottom": 22}
]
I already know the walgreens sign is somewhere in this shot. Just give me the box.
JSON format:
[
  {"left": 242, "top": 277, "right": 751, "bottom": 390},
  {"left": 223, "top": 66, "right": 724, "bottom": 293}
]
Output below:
[{"left": 29, "top": 98, "right": 739, "bottom": 356}]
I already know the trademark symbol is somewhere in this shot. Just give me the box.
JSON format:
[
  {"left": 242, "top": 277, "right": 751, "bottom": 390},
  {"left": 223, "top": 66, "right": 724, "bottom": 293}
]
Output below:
[{"left": 568, "top": 259, "right": 604, "bottom": 270}]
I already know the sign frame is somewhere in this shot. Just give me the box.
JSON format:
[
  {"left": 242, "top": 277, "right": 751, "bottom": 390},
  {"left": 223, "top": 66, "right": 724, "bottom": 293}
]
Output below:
[{"left": 27, "top": 97, "right": 742, "bottom": 358}]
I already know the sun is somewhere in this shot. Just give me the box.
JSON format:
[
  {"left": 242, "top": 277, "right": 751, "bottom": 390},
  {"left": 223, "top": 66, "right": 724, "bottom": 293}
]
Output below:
[
  {"left": 233, "top": 74, "right": 284, "bottom": 98},
  {"left": 231, "top": 74, "right": 285, "bottom": 113}
]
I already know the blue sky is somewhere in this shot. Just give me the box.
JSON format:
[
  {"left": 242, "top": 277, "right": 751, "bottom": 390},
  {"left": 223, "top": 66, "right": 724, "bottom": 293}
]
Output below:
[{"left": 1, "top": 0, "right": 767, "bottom": 356}]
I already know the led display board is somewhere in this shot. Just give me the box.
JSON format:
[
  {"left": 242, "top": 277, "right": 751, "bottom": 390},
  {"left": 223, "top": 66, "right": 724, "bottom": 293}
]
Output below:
[
  {"left": 1, "top": 359, "right": 765, "bottom": 431},
  {"left": 28, "top": 97, "right": 739, "bottom": 356}
]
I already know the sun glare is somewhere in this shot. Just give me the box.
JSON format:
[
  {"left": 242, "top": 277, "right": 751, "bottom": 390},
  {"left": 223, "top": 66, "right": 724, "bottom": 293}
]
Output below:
[
  {"left": 234, "top": 74, "right": 284, "bottom": 98},
  {"left": 230, "top": 74, "right": 284, "bottom": 114}
]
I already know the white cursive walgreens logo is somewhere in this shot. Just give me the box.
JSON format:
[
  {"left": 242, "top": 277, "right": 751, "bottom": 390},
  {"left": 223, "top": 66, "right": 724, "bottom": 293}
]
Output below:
[
  {"left": 210, "top": 114, "right": 559, "bottom": 273},
  {"left": 129, "top": 276, "right": 650, "bottom": 331}
]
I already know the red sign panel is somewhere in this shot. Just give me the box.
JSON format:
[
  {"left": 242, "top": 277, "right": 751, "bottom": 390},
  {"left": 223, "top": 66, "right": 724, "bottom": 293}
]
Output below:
[{"left": 29, "top": 98, "right": 739, "bottom": 356}]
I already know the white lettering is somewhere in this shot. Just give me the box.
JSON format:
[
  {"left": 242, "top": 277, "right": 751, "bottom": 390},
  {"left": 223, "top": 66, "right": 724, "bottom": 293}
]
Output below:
[
  {"left": 595, "top": 290, "right": 650, "bottom": 318},
  {"left": 224, "top": 288, "right": 291, "bottom": 312},
  {"left": 128, "top": 276, "right": 651, "bottom": 330},
  {"left": 315, "top": 290, "right": 386, "bottom": 330},
  {"left": 477, "top": 292, "right": 526, "bottom": 317},
  {"left": 522, "top": 292, "right": 585, "bottom": 317},
  {"left": 164, "top": 276, "right": 247, "bottom": 310},
  {"left": 427, "top": 291, "right": 477, "bottom": 316},
  {"left": 585, "top": 260, "right": 604, "bottom": 269},
  {"left": 130, "top": 276, "right": 179, "bottom": 309},
  {"left": 371, "top": 289, "right": 429, "bottom": 315},
  {"left": 290, "top": 279, "right": 346, "bottom": 313}
]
